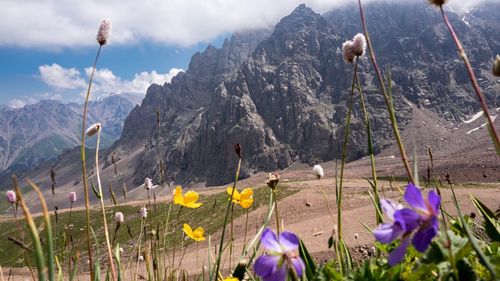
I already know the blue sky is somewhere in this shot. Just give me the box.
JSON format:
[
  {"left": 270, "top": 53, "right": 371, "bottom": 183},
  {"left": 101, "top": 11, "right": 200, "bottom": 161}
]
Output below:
[
  {"left": 0, "top": 40, "right": 225, "bottom": 106},
  {"left": 0, "top": 0, "right": 483, "bottom": 108}
]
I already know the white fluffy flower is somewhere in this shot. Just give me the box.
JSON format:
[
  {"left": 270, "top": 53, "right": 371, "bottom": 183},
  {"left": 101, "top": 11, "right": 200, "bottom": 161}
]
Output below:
[
  {"left": 144, "top": 178, "right": 153, "bottom": 190},
  {"left": 140, "top": 207, "right": 147, "bottom": 218},
  {"left": 342, "top": 40, "right": 356, "bottom": 63},
  {"left": 312, "top": 164, "right": 324, "bottom": 179},
  {"left": 114, "top": 212, "right": 124, "bottom": 223},
  {"left": 97, "top": 19, "right": 111, "bottom": 46},
  {"left": 352, "top": 33, "right": 367, "bottom": 57}
]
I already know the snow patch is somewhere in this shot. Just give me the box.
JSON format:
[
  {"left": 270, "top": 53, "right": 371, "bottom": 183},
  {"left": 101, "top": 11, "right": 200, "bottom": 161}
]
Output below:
[
  {"left": 465, "top": 116, "right": 497, "bottom": 135},
  {"left": 463, "top": 111, "right": 483, "bottom": 124}
]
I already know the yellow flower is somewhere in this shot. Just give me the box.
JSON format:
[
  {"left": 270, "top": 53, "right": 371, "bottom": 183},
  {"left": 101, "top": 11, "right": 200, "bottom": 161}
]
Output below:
[
  {"left": 173, "top": 186, "right": 203, "bottom": 208},
  {"left": 223, "top": 278, "right": 238, "bottom": 281},
  {"left": 227, "top": 187, "right": 254, "bottom": 209},
  {"left": 183, "top": 223, "right": 205, "bottom": 242}
]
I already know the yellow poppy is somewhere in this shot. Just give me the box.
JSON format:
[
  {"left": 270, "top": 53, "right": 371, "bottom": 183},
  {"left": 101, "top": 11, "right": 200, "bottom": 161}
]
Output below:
[
  {"left": 173, "top": 186, "right": 203, "bottom": 208},
  {"left": 227, "top": 187, "right": 254, "bottom": 209},
  {"left": 183, "top": 223, "right": 205, "bottom": 242}
]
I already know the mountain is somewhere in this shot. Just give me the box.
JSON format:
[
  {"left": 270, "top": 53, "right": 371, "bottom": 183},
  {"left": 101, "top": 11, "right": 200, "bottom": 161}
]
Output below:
[
  {"left": 7, "top": 1, "right": 500, "bottom": 211},
  {"left": 0, "top": 94, "right": 136, "bottom": 175},
  {"left": 107, "top": 1, "right": 498, "bottom": 186}
]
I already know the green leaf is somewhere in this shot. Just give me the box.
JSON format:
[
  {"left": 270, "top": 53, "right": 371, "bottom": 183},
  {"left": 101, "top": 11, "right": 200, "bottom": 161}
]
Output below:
[
  {"left": 471, "top": 196, "right": 500, "bottom": 242},
  {"left": 91, "top": 179, "right": 102, "bottom": 199},
  {"left": 299, "top": 239, "right": 317, "bottom": 280}
]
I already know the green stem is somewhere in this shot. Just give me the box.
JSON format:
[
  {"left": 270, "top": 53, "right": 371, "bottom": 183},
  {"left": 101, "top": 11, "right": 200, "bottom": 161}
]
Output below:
[
  {"left": 213, "top": 157, "right": 242, "bottom": 281},
  {"left": 272, "top": 189, "right": 280, "bottom": 236},
  {"left": 357, "top": 0, "right": 414, "bottom": 183},
  {"left": 80, "top": 45, "right": 102, "bottom": 280},
  {"left": 338, "top": 58, "right": 359, "bottom": 249},
  {"left": 13, "top": 177, "right": 46, "bottom": 281},
  {"left": 27, "top": 180, "right": 55, "bottom": 281},
  {"left": 355, "top": 69, "right": 381, "bottom": 224},
  {"left": 95, "top": 129, "right": 117, "bottom": 281}
]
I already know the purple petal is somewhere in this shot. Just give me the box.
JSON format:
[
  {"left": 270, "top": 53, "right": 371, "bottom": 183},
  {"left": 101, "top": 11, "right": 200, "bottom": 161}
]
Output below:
[
  {"left": 261, "top": 228, "right": 282, "bottom": 252},
  {"left": 380, "top": 198, "right": 402, "bottom": 221},
  {"left": 404, "top": 183, "right": 426, "bottom": 212},
  {"left": 279, "top": 231, "right": 300, "bottom": 252},
  {"left": 291, "top": 257, "right": 305, "bottom": 277},
  {"left": 412, "top": 218, "right": 438, "bottom": 252},
  {"left": 388, "top": 237, "right": 410, "bottom": 266},
  {"left": 393, "top": 208, "right": 421, "bottom": 232},
  {"left": 254, "top": 255, "right": 280, "bottom": 277},
  {"left": 427, "top": 190, "right": 440, "bottom": 215},
  {"left": 264, "top": 263, "right": 287, "bottom": 281},
  {"left": 374, "top": 223, "right": 404, "bottom": 244}
]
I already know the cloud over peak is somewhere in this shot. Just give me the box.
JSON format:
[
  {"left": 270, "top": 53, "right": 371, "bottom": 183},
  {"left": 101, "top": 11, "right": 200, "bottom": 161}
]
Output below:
[{"left": 2, "top": 0, "right": 491, "bottom": 49}]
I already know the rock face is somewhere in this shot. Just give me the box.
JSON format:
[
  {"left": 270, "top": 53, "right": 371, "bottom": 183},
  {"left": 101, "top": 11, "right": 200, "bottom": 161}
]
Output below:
[
  {"left": 0, "top": 94, "right": 135, "bottom": 174},
  {"left": 111, "top": 2, "right": 499, "bottom": 186}
]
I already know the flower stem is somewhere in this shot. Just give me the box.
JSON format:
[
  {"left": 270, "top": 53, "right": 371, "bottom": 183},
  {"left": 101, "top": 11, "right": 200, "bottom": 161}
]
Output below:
[
  {"left": 213, "top": 156, "right": 241, "bottom": 280},
  {"left": 357, "top": 0, "right": 415, "bottom": 183},
  {"left": 95, "top": 129, "right": 117, "bottom": 281},
  {"left": 338, "top": 58, "right": 359, "bottom": 245},
  {"left": 272, "top": 189, "right": 280, "bottom": 236},
  {"left": 355, "top": 69, "right": 382, "bottom": 225},
  {"left": 80, "top": 45, "right": 101, "bottom": 280},
  {"left": 439, "top": 6, "right": 500, "bottom": 154}
]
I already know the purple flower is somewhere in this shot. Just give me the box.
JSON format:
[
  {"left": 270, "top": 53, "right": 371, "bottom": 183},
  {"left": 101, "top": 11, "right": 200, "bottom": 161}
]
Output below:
[
  {"left": 254, "top": 228, "right": 305, "bottom": 281},
  {"left": 6, "top": 190, "right": 16, "bottom": 204},
  {"left": 374, "top": 184, "right": 440, "bottom": 265},
  {"left": 68, "top": 192, "right": 77, "bottom": 203}
]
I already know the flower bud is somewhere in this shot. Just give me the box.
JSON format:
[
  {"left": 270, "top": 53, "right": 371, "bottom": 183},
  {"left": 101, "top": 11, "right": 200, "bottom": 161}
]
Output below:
[
  {"left": 115, "top": 212, "right": 124, "bottom": 223},
  {"left": 234, "top": 143, "right": 242, "bottom": 158},
  {"left": 68, "top": 191, "right": 77, "bottom": 203},
  {"left": 492, "top": 55, "right": 500, "bottom": 77},
  {"left": 97, "top": 19, "right": 111, "bottom": 46},
  {"left": 86, "top": 123, "right": 101, "bottom": 136},
  {"left": 428, "top": 0, "right": 447, "bottom": 6},
  {"left": 266, "top": 173, "right": 280, "bottom": 189},
  {"left": 140, "top": 207, "right": 148, "bottom": 218},
  {"left": 6, "top": 190, "right": 16, "bottom": 204}
]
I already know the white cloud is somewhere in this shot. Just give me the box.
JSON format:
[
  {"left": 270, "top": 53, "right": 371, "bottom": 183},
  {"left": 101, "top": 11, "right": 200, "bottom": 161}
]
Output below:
[
  {"left": 0, "top": 0, "right": 492, "bottom": 48},
  {"left": 8, "top": 99, "right": 28, "bottom": 108},
  {"left": 38, "top": 64, "right": 182, "bottom": 99},
  {"left": 8, "top": 97, "right": 38, "bottom": 108},
  {"left": 39, "top": 64, "right": 86, "bottom": 89}
]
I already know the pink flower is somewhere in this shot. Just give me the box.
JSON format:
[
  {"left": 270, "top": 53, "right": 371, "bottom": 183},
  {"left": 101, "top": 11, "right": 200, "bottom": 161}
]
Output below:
[
  {"left": 6, "top": 190, "right": 16, "bottom": 204},
  {"left": 69, "top": 192, "right": 77, "bottom": 203},
  {"left": 97, "top": 19, "right": 111, "bottom": 46}
]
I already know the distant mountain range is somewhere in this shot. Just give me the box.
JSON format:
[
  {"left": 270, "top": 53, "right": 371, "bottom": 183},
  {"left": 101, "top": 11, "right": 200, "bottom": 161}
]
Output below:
[{"left": 0, "top": 93, "right": 139, "bottom": 175}]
